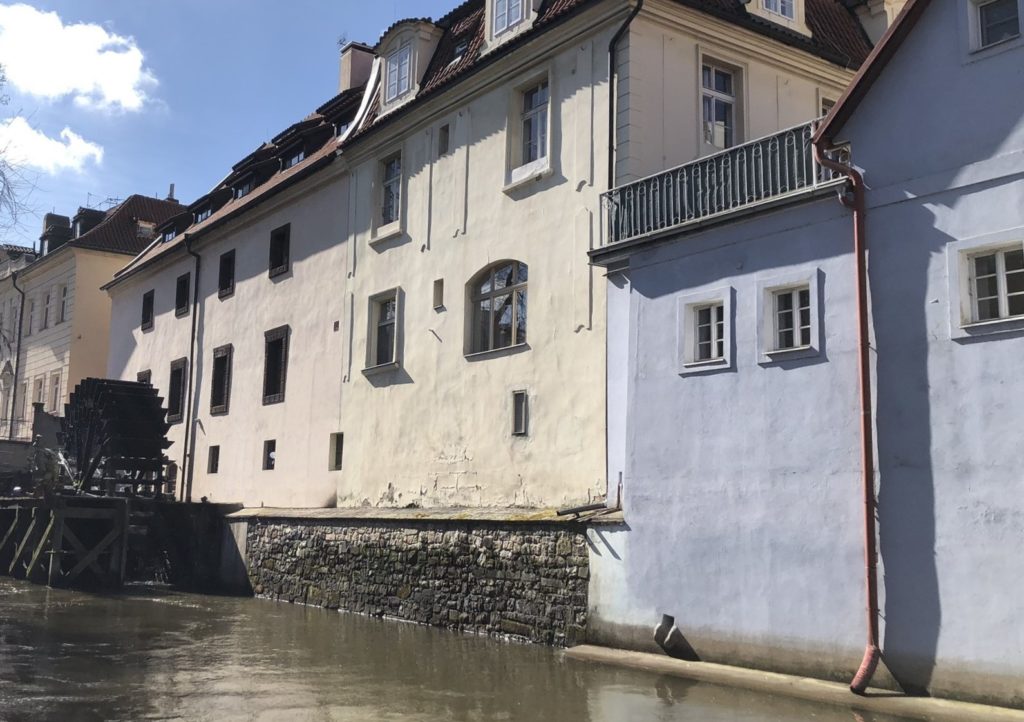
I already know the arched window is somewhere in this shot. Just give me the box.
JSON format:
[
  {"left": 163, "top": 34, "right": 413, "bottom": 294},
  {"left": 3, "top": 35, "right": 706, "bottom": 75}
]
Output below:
[{"left": 469, "top": 261, "right": 527, "bottom": 353}]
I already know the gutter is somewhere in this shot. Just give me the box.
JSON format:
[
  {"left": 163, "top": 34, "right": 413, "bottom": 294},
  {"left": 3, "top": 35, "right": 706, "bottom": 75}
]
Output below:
[
  {"left": 8, "top": 271, "right": 25, "bottom": 440},
  {"left": 812, "top": 136, "right": 880, "bottom": 695},
  {"left": 182, "top": 235, "right": 201, "bottom": 503}
]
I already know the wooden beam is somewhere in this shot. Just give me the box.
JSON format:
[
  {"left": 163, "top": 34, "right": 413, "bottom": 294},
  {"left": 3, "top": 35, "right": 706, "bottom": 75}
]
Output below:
[
  {"left": 25, "top": 514, "right": 54, "bottom": 582},
  {"left": 8, "top": 509, "right": 40, "bottom": 576},
  {"left": 65, "top": 525, "right": 121, "bottom": 584},
  {"left": 47, "top": 509, "right": 65, "bottom": 587},
  {"left": 61, "top": 507, "right": 119, "bottom": 520},
  {"left": 62, "top": 525, "right": 105, "bottom": 578},
  {"left": 0, "top": 508, "right": 21, "bottom": 557}
]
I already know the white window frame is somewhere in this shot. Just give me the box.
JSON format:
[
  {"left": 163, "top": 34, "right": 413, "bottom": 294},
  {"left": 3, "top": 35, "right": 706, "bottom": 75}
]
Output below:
[
  {"left": 763, "top": 0, "right": 795, "bottom": 19},
  {"left": 32, "top": 376, "right": 44, "bottom": 406},
  {"left": 374, "top": 151, "right": 404, "bottom": 241},
  {"left": 385, "top": 43, "right": 412, "bottom": 102},
  {"left": 41, "top": 290, "right": 50, "bottom": 330},
  {"left": 364, "top": 288, "right": 401, "bottom": 373},
  {"left": 58, "top": 285, "right": 68, "bottom": 323},
  {"left": 971, "top": 0, "right": 1021, "bottom": 49},
  {"left": 511, "top": 389, "right": 529, "bottom": 436},
  {"left": 493, "top": 0, "right": 525, "bottom": 37},
  {"left": 467, "top": 261, "right": 529, "bottom": 356},
  {"left": 505, "top": 72, "right": 553, "bottom": 191},
  {"left": 756, "top": 270, "right": 822, "bottom": 363},
  {"left": 948, "top": 233, "right": 1024, "bottom": 339},
  {"left": 25, "top": 298, "right": 34, "bottom": 336},
  {"left": 48, "top": 372, "right": 60, "bottom": 413},
  {"left": 678, "top": 287, "right": 733, "bottom": 375},
  {"left": 701, "top": 61, "right": 739, "bottom": 151}
]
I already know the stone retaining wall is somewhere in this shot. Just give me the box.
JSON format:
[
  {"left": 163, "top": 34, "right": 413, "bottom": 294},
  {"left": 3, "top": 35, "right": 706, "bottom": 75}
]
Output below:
[{"left": 245, "top": 518, "right": 589, "bottom": 646}]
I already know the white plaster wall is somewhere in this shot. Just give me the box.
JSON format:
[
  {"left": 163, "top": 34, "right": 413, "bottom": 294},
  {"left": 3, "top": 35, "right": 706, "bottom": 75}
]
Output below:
[{"left": 108, "top": 171, "right": 350, "bottom": 508}]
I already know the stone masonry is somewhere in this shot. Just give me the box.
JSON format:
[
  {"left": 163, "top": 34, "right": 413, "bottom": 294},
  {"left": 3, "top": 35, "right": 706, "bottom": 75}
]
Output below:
[{"left": 245, "top": 519, "right": 589, "bottom": 646}]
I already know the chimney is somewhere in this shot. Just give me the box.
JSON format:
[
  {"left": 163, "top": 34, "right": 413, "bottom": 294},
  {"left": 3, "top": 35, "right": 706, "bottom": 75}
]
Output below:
[
  {"left": 339, "top": 41, "right": 374, "bottom": 93},
  {"left": 71, "top": 207, "right": 106, "bottom": 238},
  {"left": 167, "top": 182, "right": 176, "bottom": 202},
  {"left": 39, "top": 213, "right": 72, "bottom": 255}
]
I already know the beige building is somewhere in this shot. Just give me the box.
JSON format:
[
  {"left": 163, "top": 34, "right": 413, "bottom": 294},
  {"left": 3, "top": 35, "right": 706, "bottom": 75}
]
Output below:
[
  {"left": 106, "top": 0, "right": 882, "bottom": 509},
  {"left": 0, "top": 197, "right": 182, "bottom": 440}
]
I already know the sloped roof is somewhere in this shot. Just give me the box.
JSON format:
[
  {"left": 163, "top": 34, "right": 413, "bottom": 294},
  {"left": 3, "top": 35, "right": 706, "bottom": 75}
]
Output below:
[{"left": 70, "top": 195, "right": 184, "bottom": 255}]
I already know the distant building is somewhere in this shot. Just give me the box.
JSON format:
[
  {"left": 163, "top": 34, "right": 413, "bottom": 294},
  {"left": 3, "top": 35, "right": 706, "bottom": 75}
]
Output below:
[
  {"left": 589, "top": 0, "right": 1024, "bottom": 706},
  {"left": 0, "top": 196, "right": 182, "bottom": 439}
]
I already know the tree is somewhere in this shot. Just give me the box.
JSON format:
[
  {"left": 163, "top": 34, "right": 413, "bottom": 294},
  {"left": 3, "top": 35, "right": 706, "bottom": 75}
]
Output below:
[{"left": 0, "top": 63, "right": 31, "bottom": 234}]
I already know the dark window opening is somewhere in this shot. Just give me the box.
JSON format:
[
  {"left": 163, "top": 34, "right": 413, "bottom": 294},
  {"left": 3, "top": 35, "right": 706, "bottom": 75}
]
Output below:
[
  {"left": 263, "top": 440, "right": 276, "bottom": 470},
  {"left": 210, "top": 344, "right": 233, "bottom": 415},
  {"left": 208, "top": 445, "right": 220, "bottom": 474},
  {"left": 330, "top": 432, "right": 344, "bottom": 471},
  {"left": 141, "top": 290, "right": 154, "bottom": 331},
  {"left": 269, "top": 224, "right": 291, "bottom": 278},
  {"left": 167, "top": 357, "right": 187, "bottom": 424},
  {"left": 512, "top": 390, "right": 528, "bottom": 436},
  {"left": 137, "top": 369, "right": 152, "bottom": 385},
  {"left": 219, "top": 250, "right": 236, "bottom": 298},
  {"left": 263, "top": 325, "right": 289, "bottom": 404},
  {"left": 438, "top": 124, "right": 450, "bottom": 156},
  {"left": 175, "top": 273, "right": 191, "bottom": 317}
]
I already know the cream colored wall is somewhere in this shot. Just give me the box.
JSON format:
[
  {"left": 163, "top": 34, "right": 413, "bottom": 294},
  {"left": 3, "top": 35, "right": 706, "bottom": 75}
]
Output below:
[
  {"left": 616, "top": 1, "right": 857, "bottom": 184},
  {"left": 337, "top": 15, "right": 618, "bottom": 509},
  {"left": 107, "top": 171, "right": 350, "bottom": 508},
  {"left": 67, "top": 250, "right": 131, "bottom": 398}
]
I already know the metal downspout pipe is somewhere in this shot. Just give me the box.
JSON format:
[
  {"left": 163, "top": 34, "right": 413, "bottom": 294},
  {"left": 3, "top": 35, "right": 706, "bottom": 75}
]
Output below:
[
  {"left": 8, "top": 271, "right": 25, "bottom": 440},
  {"left": 182, "top": 236, "right": 201, "bottom": 503},
  {"left": 812, "top": 140, "right": 880, "bottom": 695}
]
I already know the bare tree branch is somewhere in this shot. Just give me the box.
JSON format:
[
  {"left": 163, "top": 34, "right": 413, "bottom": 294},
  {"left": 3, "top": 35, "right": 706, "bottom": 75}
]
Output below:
[{"left": 0, "top": 63, "right": 36, "bottom": 236}]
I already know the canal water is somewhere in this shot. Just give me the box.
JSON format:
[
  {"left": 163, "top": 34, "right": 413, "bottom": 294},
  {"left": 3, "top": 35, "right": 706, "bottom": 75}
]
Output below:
[{"left": 0, "top": 579, "right": 915, "bottom": 722}]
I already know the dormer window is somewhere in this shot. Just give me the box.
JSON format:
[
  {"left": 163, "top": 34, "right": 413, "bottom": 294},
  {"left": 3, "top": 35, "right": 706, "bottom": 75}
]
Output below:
[
  {"left": 494, "top": 0, "right": 524, "bottom": 36},
  {"left": 386, "top": 43, "right": 412, "bottom": 102},
  {"left": 195, "top": 207, "right": 211, "bottom": 223},
  {"left": 454, "top": 39, "right": 469, "bottom": 59},
  {"left": 235, "top": 176, "right": 255, "bottom": 199},
  {"left": 283, "top": 146, "right": 305, "bottom": 169},
  {"left": 162, "top": 229, "right": 176, "bottom": 243},
  {"left": 764, "top": 0, "right": 794, "bottom": 19}
]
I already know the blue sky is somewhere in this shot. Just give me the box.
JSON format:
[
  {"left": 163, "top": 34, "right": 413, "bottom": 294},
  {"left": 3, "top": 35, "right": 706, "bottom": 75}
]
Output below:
[{"left": 0, "top": 0, "right": 455, "bottom": 247}]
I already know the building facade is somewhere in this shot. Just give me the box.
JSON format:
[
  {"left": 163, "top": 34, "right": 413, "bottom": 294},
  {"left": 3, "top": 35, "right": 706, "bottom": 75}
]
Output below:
[{"left": 589, "top": 0, "right": 1024, "bottom": 706}]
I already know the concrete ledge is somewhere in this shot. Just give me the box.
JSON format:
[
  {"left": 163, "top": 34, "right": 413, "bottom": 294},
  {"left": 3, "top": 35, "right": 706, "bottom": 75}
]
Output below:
[
  {"left": 563, "top": 645, "right": 1024, "bottom": 722},
  {"left": 228, "top": 505, "right": 624, "bottom": 525}
]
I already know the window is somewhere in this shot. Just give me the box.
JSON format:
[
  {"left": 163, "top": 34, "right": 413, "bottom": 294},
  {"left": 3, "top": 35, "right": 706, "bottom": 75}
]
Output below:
[
  {"left": 469, "top": 261, "right": 528, "bottom": 354},
  {"left": 162, "top": 228, "right": 176, "bottom": 243},
  {"left": 702, "top": 63, "right": 736, "bottom": 149},
  {"left": 678, "top": 288, "right": 733, "bottom": 373},
  {"left": 694, "top": 303, "right": 726, "bottom": 361},
  {"left": 433, "top": 278, "right": 445, "bottom": 310},
  {"left": 32, "top": 377, "right": 44, "bottom": 406},
  {"left": 58, "top": 285, "right": 68, "bottom": 323},
  {"left": 385, "top": 43, "right": 412, "bottom": 102},
  {"left": 329, "top": 432, "right": 344, "bottom": 471},
  {"left": 520, "top": 81, "right": 548, "bottom": 166},
  {"left": 235, "top": 176, "right": 254, "bottom": 199},
  {"left": 380, "top": 154, "right": 402, "bottom": 227},
  {"left": 167, "top": 357, "right": 187, "bottom": 424},
  {"left": 19, "top": 382, "right": 27, "bottom": 419},
  {"left": 772, "top": 286, "right": 812, "bottom": 350},
  {"left": 262, "top": 325, "right": 289, "bottom": 404},
  {"left": 25, "top": 299, "right": 34, "bottom": 336},
  {"left": 438, "top": 124, "right": 450, "bottom": 156},
  {"left": 368, "top": 291, "right": 399, "bottom": 368},
  {"left": 219, "top": 250, "right": 236, "bottom": 298},
  {"left": 821, "top": 97, "right": 835, "bottom": 117},
  {"left": 141, "top": 290, "right": 154, "bottom": 331},
  {"left": 48, "top": 373, "right": 60, "bottom": 413},
  {"left": 210, "top": 344, "right": 233, "bottom": 415},
  {"left": 175, "top": 273, "right": 191, "bottom": 317},
  {"left": 969, "top": 246, "right": 1024, "bottom": 322},
  {"left": 208, "top": 445, "right": 220, "bottom": 474},
  {"left": 269, "top": 224, "right": 291, "bottom": 278},
  {"left": 512, "top": 390, "right": 528, "bottom": 436},
  {"left": 976, "top": 0, "right": 1020, "bottom": 47},
  {"left": 763, "top": 0, "right": 795, "bottom": 19},
  {"left": 41, "top": 291, "right": 50, "bottom": 329},
  {"left": 262, "top": 440, "right": 276, "bottom": 471},
  {"left": 494, "top": 0, "right": 524, "bottom": 35},
  {"left": 195, "top": 206, "right": 212, "bottom": 223},
  {"left": 137, "top": 369, "right": 152, "bottom": 385},
  {"left": 283, "top": 146, "right": 305, "bottom": 169}
]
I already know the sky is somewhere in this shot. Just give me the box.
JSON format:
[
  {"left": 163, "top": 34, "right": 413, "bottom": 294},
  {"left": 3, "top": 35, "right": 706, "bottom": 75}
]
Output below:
[{"left": 0, "top": 0, "right": 455, "bottom": 247}]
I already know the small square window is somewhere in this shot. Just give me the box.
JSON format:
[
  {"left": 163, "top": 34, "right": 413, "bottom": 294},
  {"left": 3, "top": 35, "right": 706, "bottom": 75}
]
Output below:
[
  {"left": 329, "top": 432, "right": 344, "bottom": 471},
  {"left": 269, "top": 224, "right": 291, "bottom": 278},
  {"left": 757, "top": 271, "right": 821, "bottom": 362},
  {"left": 283, "top": 146, "right": 305, "bottom": 169},
  {"left": 969, "top": 246, "right": 1024, "bottom": 322},
  {"left": 219, "top": 250, "right": 236, "bottom": 298},
  {"left": 263, "top": 325, "right": 290, "bottom": 404},
  {"left": 977, "top": 0, "right": 1020, "bottom": 48},
  {"left": 433, "top": 278, "right": 445, "bottom": 310},
  {"left": 235, "top": 176, "right": 254, "bottom": 199},
  {"left": 772, "top": 286, "right": 812, "bottom": 351},
  {"left": 678, "top": 288, "right": 732, "bottom": 374},
  {"left": 211, "top": 344, "right": 233, "bottom": 415},
  {"left": 512, "top": 390, "right": 528, "bottom": 436},
  {"left": 141, "top": 290, "right": 155, "bottom": 331},
  {"left": 167, "top": 357, "right": 188, "bottom": 424},
  {"left": 263, "top": 440, "right": 276, "bottom": 471},
  {"left": 175, "top": 272, "right": 191, "bottom": 317},
  {"left": 438, "top": 124, "right": 450, "bottom": 156},
  {"left": 208, "top": 445, "right": 220, "bottom": 474},
  {"left": 137, "top": 369, "right": 152, "bottom": 385},
  {"left": 195, "top": 206, "right": 212, "bottom": 223}
]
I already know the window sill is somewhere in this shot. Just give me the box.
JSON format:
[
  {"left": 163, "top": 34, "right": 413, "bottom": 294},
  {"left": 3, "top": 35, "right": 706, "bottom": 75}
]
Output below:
[
  {"left": 362, "top": 360, "right": 400, "bottom": 376},
  {"left": 218, "top": 287, "right": 235, "bottom": 300},
  {"left": 141, "top": 323, "right": 154, "bottom": 333},
  {"left": 503, "top": 158, "right": 551, "bottom": 193},
  {"left": 175, "top": 308, "right": 189, "bottom": 318},
  {"left": 464, "top": 343, "right": 529, "bottom": 361},
  {"left": 269, "top": 264, "right": 290, "bottom": 280},
  {"left": 968, "top": 33, "right": 1022, "bottom": 59},
  {"left": 167, "top": 415, "right": 183, "bottom": 425},
  {"left": 760, "top": 345, "right": 819, "bottom": 363},
  {"left": 955, "top": 315, "right": 1024, "bottom": 339},
  {"left": 210, "top": 406, "right": 229, "bottom": 417},
  {"left": 262, "top": 394, "right": 285, "bottom": 406},
  {"left": 370, "top": 221, "right": 404, "bottom": 246}
]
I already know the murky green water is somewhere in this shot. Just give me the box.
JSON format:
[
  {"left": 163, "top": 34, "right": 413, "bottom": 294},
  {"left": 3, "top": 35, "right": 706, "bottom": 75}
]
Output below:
[{"left": 0, "top": 579, "right": 913, "bottom": 722}]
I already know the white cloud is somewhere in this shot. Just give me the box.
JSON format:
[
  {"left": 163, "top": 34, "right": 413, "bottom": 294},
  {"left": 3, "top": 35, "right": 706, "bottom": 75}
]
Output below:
[
  {"left": 0, "top": 4, "right": 156, "bottom": 111},
  {"left": 0, "top": 117, "right": 103, "bottom": 173}
]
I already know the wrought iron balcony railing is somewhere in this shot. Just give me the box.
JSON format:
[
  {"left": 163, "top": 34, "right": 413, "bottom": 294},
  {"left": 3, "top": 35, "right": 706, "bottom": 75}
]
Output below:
[{"left": 601, "top": 121, "right": 849, "bottom": 247}]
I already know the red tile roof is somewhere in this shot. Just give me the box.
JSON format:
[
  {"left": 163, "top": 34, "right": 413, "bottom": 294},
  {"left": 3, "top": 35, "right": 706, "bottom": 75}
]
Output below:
[{"left": 70, "top": 195, "right": 184, "bottom": 255}]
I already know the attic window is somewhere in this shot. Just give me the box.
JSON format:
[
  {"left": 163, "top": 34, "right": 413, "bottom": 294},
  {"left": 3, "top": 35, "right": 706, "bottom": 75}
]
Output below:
[
  {"left": 283, "top": 146, "right": 305, "bottom": 169},
  {"left": 452, "top": 39, "right": 469, "bottom": 61},
  {"left": 162, "top": 228, "right": 176, "bottom": 243},
  {"left": 235, "top": 176, "right": 255, "bottom": 199},
  {"left": 763, "top": 0, "right": 795, "bottom": 20},
  {"left": 494, "top": 0, "right": 525, "bottom": 36},
  {"left": 386, "top": 43, "right": 412, "bottom": 102},
  {"left": 195, "top": 206, "right": 211, "bottom": 223}
]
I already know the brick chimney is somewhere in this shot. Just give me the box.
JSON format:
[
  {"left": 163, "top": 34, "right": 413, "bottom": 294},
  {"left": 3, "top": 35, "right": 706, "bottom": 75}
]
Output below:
[
  {"left": 338, "top": 41, "right": 374, "bottom": 93},
  {"left": 39, "top": 213, "right": 72, "bottom": 255},
  {"left": 72, "top": 207, "right": 107, "bottom": 238}
]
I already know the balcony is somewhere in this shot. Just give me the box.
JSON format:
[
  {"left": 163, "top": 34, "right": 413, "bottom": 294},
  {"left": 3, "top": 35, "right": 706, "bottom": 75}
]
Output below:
[{"left": 598, "top": 121, "right": 849, "bottom": 256}]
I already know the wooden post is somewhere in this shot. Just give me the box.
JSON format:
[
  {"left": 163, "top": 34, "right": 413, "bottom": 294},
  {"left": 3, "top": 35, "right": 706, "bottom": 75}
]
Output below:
[
  {"left": 48, "top": 508, "right": 65, "bottom": 587},
  {"left": 25, "top": 513, "right": 55, "bottom": 583},
  {"left": 0, "top": 508, "right": 21, "bottom": 563},
  {"left": 9, "top": 507, "right": 40, "bottom": 576}
]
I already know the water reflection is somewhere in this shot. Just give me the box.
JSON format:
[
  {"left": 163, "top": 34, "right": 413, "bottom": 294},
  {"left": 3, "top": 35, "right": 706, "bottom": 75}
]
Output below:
[{"left": 0, "top": 580, "right": 912, "bottom": 722}]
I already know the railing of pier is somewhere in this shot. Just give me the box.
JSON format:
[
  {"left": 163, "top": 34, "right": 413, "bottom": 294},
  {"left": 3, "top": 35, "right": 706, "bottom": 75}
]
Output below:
[{"left": 600, "top": 120, "right": 850, "bottom": 247}]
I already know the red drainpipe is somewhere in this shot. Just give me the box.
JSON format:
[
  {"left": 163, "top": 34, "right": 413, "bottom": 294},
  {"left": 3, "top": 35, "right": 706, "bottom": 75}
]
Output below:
[{"left": 812, "top": 138, "right": 880, "bottom": 695}]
